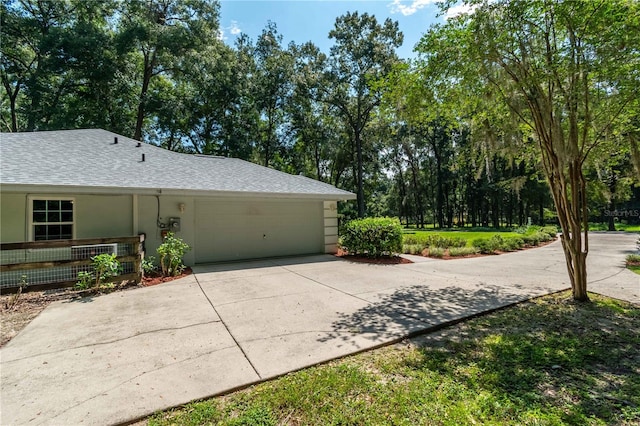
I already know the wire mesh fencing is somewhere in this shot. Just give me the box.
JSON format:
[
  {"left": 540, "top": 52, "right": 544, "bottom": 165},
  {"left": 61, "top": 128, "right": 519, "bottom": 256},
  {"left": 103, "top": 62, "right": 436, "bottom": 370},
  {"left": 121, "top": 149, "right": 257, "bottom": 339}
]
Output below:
[{"left": 0, "top": 236, "right": 143, "bottom": 292}]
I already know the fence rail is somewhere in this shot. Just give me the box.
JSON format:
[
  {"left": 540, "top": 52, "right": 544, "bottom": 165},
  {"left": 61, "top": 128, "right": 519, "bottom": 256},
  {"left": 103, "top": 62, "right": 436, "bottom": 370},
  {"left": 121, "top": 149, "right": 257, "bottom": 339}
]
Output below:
[{"left": 0, "top": 235, "right": 144, "bottom": 293}]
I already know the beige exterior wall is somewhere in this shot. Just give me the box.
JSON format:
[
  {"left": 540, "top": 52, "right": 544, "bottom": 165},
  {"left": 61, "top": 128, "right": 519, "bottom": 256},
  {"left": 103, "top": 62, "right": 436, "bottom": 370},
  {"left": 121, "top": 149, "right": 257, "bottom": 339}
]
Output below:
[
  {"left": 1, "top": 190, "right": 344, "bottom": 266},
  {"left": 137, "top": 195, "right": 196, "bottom": 266},
  {"left": 323, "top": 201, "right": 339, "bottom": 254},
  {"left": 0, "top": 193, "right": 27, "bottom": 243},
  {"left": 0, "top": 193, "right": 133, "bottom": 243}
]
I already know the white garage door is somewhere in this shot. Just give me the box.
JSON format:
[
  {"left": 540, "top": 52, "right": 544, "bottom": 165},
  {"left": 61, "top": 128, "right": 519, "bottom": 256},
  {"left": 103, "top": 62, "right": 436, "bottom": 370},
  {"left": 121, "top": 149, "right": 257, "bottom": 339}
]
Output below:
[{"left": 194, "top": 199, "right": 324, "bottom": 263}]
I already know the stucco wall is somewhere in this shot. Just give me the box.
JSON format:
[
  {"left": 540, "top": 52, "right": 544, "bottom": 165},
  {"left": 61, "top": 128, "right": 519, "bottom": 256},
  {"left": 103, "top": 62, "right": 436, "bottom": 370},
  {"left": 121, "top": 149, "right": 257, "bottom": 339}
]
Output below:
[
  {"left": 1, "top": 191, "right": 344, "bottom": 267},
  {"left": 0, "top": 193, "right": 27, "bottom": 243},
  {"left": 0, "top": 193, "right": 133, "bottom": 242},
  {"left": 137, "top": 195, "right": 196, "bottom": 266}
]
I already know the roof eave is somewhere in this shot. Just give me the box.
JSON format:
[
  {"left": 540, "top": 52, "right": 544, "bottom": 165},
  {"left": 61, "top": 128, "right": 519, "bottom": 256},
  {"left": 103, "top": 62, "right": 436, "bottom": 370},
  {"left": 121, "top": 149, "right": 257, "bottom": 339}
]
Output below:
[{"left": 0, "top": 183, "right": 357, "bottom": 201}]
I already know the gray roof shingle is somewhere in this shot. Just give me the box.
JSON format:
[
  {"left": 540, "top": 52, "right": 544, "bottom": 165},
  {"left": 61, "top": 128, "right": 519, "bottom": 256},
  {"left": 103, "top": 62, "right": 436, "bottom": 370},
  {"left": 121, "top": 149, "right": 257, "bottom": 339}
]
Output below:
[{"left": 0, "top": 129, "right": 356, "bottom": 200}]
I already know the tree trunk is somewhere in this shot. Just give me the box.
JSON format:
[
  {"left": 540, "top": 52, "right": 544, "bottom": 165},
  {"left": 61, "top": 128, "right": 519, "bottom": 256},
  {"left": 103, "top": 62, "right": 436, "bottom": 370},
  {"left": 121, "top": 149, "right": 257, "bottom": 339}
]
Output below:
[
  {"left": 355, "top": 131, "right": 365, "bottom": 218},
  {"left": 134, "top": 52, "right": 155, "bottom": 141}
]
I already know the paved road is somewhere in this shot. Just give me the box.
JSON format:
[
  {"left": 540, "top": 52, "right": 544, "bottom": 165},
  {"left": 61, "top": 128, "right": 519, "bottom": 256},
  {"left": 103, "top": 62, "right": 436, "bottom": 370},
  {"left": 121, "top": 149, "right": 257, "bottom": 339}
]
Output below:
[{"left": 1, "top": 233, "right": 637, "bottom": 425}]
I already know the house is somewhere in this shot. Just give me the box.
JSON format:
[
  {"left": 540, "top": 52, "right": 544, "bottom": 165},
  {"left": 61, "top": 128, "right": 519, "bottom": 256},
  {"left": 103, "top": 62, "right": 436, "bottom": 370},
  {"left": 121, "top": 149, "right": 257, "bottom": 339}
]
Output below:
[{"left": 0, "top": 129, "right": 355, "bottom": 265}]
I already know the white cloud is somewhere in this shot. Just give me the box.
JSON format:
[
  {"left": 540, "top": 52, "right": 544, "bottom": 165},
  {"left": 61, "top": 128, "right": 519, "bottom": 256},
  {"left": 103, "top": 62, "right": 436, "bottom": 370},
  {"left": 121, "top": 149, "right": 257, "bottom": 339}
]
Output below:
[
  {"left": 218, "top": 21, "right": 242, "bottom": 41},
  {"left": 445, "top": 3, "right": 478, "bottom": 19},
  {"left": 229, "top": 20, "right": 241, "bottom": 35},
  {"left": 389, "top": 0, "right": 437, "bottom": 17}
]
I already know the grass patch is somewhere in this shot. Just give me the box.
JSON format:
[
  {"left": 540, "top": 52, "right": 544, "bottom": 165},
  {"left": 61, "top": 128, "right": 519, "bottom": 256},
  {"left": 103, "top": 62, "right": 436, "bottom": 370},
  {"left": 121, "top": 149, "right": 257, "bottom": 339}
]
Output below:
[
  {"left": 589, "top": 222, "right": 640, "bottom": 232},
  {"left": 147, "top": 292, "right": 640, "bottom": 426},
  {"left": 627, "top": 254, "right": 640, "bottom": 275}
]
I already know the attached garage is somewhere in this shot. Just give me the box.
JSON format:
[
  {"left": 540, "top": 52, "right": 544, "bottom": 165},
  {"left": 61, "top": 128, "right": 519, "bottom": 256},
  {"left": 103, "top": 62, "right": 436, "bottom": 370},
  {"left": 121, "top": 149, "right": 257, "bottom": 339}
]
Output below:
[
  {"left": 194, "top": 199, "right": 324, "bottom": 263},
  {"left": 1, "top": 129, "right": 355, "bottom": 266}
]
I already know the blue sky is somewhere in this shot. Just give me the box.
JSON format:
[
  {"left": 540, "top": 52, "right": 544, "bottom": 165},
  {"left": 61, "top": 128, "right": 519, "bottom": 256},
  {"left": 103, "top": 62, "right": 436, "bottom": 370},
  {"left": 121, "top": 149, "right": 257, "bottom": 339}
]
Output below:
[{"left": 218, "top": 1, "right": 470, "bottom": 59}]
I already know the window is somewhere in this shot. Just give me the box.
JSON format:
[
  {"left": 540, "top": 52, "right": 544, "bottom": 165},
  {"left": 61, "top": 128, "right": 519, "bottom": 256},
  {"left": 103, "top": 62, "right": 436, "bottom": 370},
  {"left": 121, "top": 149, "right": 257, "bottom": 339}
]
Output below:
[{"left": 30, "top": 198, "right": 74, "bottom": 241}]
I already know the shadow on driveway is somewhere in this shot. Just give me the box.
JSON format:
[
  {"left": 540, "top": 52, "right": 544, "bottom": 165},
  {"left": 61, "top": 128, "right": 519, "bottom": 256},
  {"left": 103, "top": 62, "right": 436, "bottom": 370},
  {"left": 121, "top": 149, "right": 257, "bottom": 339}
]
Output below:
[{"left": 320, "top": 284, "right": 531, "bottom": 344}]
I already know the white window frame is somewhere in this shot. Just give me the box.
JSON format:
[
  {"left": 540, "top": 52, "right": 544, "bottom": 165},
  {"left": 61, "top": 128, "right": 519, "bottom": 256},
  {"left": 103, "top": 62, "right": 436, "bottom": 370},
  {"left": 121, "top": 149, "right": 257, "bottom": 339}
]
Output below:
[{"left": 27, "top": 196, "right": 76, "bottom": 241}]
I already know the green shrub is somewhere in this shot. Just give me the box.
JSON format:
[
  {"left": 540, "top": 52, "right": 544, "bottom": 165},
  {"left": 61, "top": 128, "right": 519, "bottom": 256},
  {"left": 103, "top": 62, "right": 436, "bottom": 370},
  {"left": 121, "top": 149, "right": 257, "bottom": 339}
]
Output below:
[
  {"left": 540, "top": 225, "right": 558, "bottom": 238},
  {"left": 522, "top": 234, "right": 541, "bottom": 246},
  {"left": 472, "top": 237, "right": 492, "bottom": 254},
  {"left": 76, "top": 253, "right": 122, "bottom": 289},
  {"left": 539, "top": 231, "right": 554, "bottom": 242},
  {"left": 141, "top": 255, "right": 157, "bottom": 275},
  {"left": 402, "top": 233, "right": 467, "bottom": 249},
  {"left": 403, "top": 244, "right": 425, "bottom": 255},
  {"left": 428, "top": 247, "right": 445, "bottom": 258},
  {"left": 449, "top": 246, "right": 479, "bottom": 257},
  {"left": 76, "top": 271, "right": 93, "bottom": 290},
  {"left": 402, "top": 234, "right": 421, "bottom": 245},
  {"left": 340, "top": 217, "right": 403, "bottom": 257},
  {"left": 157, "top": 232, "right": 191, "bottom": 276},
  {"left": 489, "top": 234, "right": 505, "bottom": 251},
  {"left": 503, "top": 236, "right": 524, "bottom": 251},
  {"left": 626, "top": 254, "right": 640, "bottom": 264}
]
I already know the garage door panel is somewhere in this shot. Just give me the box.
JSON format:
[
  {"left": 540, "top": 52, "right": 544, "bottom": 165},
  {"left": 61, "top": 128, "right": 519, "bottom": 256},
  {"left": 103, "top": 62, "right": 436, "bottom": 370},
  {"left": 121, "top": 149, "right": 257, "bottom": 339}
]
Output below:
[{"left": 195, "top": 199, "right": 323, "bottom": 263}]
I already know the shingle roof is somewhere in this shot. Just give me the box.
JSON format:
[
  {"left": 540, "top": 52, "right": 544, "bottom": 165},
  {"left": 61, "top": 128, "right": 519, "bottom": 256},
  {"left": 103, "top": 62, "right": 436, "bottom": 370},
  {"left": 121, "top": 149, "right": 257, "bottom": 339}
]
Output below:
[{"left": 0, "top": 129, "right": 356, "bottom": 200}]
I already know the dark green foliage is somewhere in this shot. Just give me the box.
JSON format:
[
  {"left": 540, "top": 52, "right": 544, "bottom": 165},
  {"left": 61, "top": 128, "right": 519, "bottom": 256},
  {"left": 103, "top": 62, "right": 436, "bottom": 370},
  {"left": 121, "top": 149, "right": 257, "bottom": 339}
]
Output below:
[
  {"left": 157, "top": 232, "right": 191, "bottom": 276},
  {"left": 472, "top": 235, "right": 526, "bottom": 253},
  {"left": 339, "top": 217, "right": 403, "bottom": 257},
  {"left": 403, "top": 234, "right": 467, "bottom": 248}
]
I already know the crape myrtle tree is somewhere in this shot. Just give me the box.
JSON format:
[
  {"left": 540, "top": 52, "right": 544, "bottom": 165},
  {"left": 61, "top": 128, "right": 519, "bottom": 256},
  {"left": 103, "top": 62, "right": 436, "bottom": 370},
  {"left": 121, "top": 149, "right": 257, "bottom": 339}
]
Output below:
[{"left": 419, "top": 0, "right": 640, "bottom": 301}]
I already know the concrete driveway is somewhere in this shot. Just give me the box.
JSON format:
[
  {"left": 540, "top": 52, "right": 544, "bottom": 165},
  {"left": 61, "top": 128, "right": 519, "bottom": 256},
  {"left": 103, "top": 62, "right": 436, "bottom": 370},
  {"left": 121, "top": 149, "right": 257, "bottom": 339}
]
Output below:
[{"left": 1, "top": 233, "right": 637, "bottom": 425}]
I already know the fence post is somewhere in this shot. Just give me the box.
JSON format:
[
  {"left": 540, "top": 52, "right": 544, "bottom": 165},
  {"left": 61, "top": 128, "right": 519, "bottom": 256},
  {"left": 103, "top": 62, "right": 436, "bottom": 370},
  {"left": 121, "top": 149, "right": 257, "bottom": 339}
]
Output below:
[{"left": 134, "top": 233, "right": 145, "bottom": 283}]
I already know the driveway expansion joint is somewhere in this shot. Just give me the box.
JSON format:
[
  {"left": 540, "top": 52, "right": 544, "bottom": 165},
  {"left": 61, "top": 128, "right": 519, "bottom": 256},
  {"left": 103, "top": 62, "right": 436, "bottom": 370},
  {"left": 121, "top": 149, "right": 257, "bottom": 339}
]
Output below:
[{"left": 194, "top": 273, "right": 263, "bottom": 379}]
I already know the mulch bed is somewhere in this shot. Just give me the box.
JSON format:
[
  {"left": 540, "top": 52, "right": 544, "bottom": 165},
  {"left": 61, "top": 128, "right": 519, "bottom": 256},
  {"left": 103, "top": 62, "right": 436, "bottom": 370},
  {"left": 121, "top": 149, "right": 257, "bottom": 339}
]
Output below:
[
  {"left": 142, "top": 267, "right": 193, "bottom": 286},
  {"left": 336, "top": 238, "right": 557, "bottom": 263},
  {"left": 335, "top": 249, "right": 413, "bottom": 264}
]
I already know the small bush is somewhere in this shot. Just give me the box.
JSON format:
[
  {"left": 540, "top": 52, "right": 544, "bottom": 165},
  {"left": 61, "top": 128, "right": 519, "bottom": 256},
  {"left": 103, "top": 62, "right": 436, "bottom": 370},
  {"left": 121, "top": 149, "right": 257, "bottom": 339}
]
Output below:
[
  {"left": 403, "top": 244, "right": 425, "bottom": 255},
  {"left": 522, "top": 234, "right": 541, "bottom": 246},
  {"left": 449, "top": 246, "right": 479, "bottom": 257},
  {"left": 402, "top": 234, "right": 421, "bottom": 245},
  {"left": 626, "top": 254, "right": 640, "bottom": 265},
  {"left": 472, "top": 237, "right": 492, "bottom": 254},
  {"left": 540, "top": 225, "right": 558, "bottom": 238},
  {"left": 340, "top": 217, "right": 403, "bottom": 257},
  {"left": 428, "top": 247, "right": 445, "bottom": 258},
  {"left": 503, "top": 236, "right": 524, "bottom": 251},
  {"left": 76, "top": 253, "right": 122, "bottom": 289},
  {"left": 141, "top": 255, "right": 157, "bottom": 275},
  {"left": 489, "top": 234, "right": 505, "bottom": 251},
  {"left": 157, "top": 232, "right": 191, "bottom": 276},
  {"left": 402, "top": 233, "right": 467, "bottom": 249}
]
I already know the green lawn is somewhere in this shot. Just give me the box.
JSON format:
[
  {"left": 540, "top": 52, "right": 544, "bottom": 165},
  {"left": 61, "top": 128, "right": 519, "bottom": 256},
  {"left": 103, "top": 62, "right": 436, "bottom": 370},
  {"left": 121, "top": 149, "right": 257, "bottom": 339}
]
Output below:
[
  {"left": 628, "top": 265, "right": 640, "bottom": 275},
  {"left": 147, "top": 292, "right": 640, "bottom": 426},
  {"left": 404, "top": 229, "right": 521, "bottom": 240},
  {"left": 589, "top": 222, "right": 640, "bottom": 232}
]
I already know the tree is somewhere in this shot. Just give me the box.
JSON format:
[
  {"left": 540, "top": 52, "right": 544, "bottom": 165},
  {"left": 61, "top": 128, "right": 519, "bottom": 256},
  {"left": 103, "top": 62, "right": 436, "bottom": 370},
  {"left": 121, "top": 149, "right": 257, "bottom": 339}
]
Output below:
[
  {"left": 323, "top": 12, "right": 403, "bottom": 217},
  {"left": 252, "top": 22, "right": 295, "bottom": 167},
  {"left": 117, "top": 0, "right": 219, "bottom": 141},
  {"left": 420, "top": 0, "right": 640, "bottom": 300}
]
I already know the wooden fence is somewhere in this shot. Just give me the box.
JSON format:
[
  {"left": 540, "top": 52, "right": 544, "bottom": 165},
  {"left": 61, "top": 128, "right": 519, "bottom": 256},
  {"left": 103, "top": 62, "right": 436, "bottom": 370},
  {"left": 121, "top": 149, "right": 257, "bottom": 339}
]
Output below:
[{"left": 0, "top": 235, "right": 145, "bottom": 293}]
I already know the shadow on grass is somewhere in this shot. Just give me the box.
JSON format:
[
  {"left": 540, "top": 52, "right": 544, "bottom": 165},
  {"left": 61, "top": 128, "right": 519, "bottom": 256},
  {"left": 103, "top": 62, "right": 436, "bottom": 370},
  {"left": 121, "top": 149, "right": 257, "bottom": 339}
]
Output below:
[
  {"left": 319, "top": 284, "right": 534, "bottom": 346},
  {"left": 408, "top": 293, "right": 640, "bottom": 424}
]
